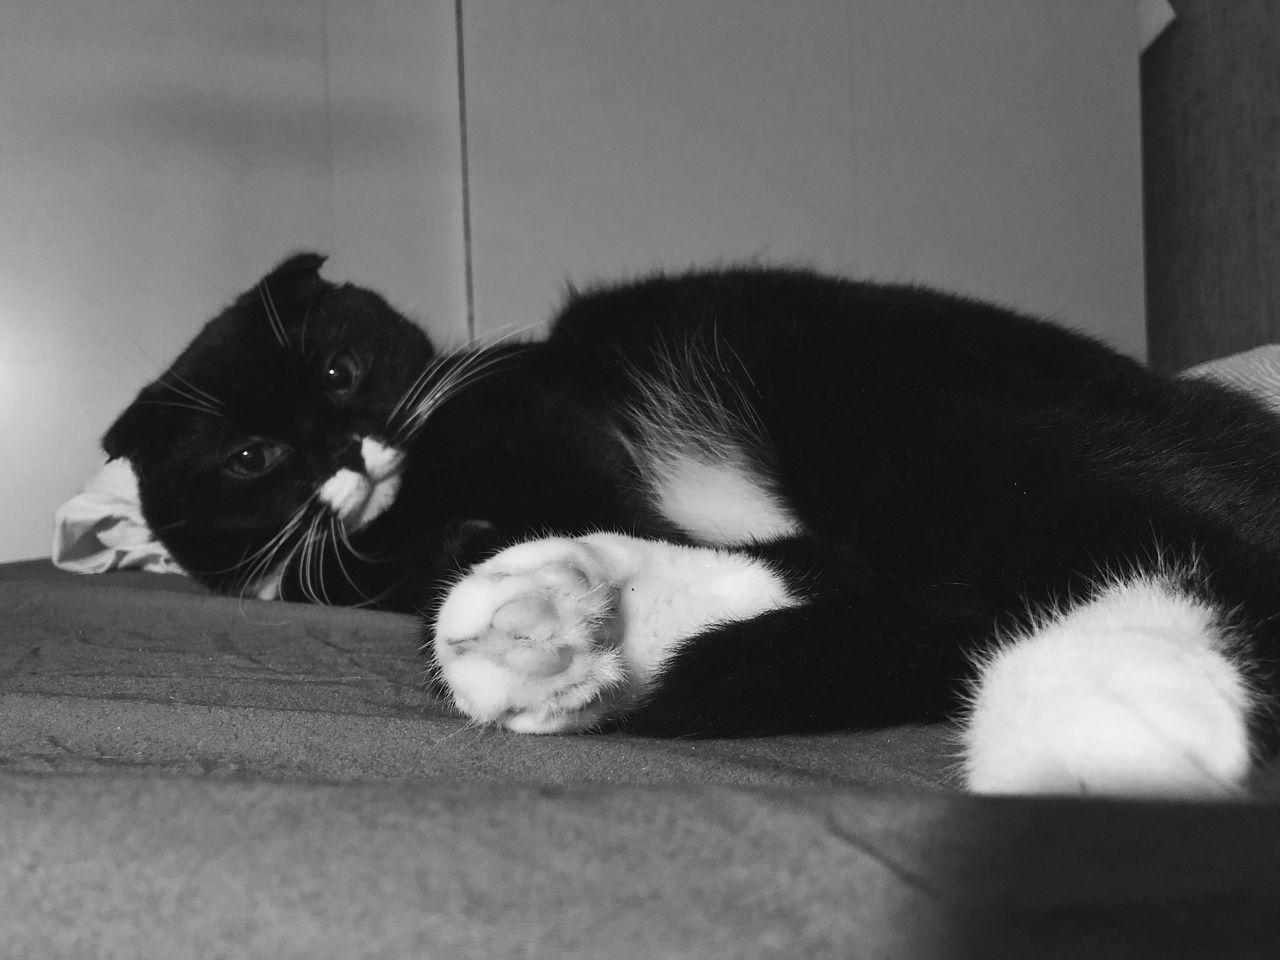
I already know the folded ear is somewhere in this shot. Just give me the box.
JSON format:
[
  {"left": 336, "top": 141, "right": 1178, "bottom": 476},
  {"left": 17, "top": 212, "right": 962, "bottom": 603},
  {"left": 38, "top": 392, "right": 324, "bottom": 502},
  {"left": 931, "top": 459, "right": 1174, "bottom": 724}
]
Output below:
[
  {"left": 102, "top": 386, "right": 161, "bottom": 461},
  {"left": 263, "top": 251, "right": 328, "bottom": 288}
]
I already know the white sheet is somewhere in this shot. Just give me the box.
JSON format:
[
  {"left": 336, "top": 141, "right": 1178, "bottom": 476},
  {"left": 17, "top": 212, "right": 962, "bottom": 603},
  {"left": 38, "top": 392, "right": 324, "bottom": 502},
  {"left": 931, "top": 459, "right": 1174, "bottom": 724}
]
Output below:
[{"left": 51, "top": 457, "right": 184, "bottom": 575}]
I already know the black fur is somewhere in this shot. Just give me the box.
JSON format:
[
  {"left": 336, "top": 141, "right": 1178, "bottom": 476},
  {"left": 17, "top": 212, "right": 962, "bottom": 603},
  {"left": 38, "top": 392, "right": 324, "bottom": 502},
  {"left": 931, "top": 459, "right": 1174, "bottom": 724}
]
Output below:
[{"left": 106, "top": 254, "right": 1280, "bottom": 740}]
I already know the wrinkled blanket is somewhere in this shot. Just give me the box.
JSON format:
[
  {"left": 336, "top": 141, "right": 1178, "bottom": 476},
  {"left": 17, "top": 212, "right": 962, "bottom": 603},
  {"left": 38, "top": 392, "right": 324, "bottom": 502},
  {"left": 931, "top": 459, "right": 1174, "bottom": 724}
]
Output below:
[{"left": 3, "top": 561, "right": 1280, "bottom": 958}]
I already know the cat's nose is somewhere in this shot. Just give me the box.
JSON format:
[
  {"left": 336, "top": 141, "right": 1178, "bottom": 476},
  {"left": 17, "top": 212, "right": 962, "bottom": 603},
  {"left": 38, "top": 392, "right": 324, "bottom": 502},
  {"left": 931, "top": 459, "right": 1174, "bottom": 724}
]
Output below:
[{"left": 333, "top": 438, "right": 364, "bottom": 473}]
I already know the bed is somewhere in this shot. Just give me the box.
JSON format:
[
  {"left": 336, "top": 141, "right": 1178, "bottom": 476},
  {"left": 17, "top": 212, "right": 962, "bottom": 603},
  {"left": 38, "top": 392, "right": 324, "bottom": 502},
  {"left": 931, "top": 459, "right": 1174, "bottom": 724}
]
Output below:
[{"left": 5, "top": 348, "right": 1280, "bottom": 957}]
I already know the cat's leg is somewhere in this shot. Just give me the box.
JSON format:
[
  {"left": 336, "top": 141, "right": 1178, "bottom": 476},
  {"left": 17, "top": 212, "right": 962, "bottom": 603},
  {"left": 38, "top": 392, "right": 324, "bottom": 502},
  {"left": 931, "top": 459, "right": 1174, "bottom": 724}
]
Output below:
[
  {"left": 960, "top": 572, "right": 1256, "bottom": 798},
  {"left": 434, "top": 534, "right": 1260, "bottom": 798},
  {"left": 434, "top": 531, "right": 984, "bottom": 736},
  {"left": 431, "top": 533, "right": 797, "bottom": 733}
]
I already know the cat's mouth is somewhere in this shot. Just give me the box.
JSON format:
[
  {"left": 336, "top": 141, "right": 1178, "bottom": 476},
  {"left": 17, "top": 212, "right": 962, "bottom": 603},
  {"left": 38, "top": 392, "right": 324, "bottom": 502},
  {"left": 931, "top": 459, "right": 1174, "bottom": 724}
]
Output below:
[{"left": 319, "top": 437, "right": 405, "bottom": 532}]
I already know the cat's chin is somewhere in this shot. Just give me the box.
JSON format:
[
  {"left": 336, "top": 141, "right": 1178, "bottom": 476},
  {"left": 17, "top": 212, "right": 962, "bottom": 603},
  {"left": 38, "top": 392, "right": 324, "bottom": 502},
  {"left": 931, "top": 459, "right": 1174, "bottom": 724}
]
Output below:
[{"left": 351, "top": 473, "right": 402, "bottom": 530}]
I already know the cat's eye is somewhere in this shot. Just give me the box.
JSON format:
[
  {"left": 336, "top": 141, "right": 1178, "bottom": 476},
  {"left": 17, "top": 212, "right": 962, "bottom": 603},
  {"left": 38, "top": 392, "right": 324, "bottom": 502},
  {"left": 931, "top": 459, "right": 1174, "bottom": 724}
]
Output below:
[
  {"left": 323, "top": 349, "right": 362, "bottom": 398},
  {"left": 223, "top": 440, "right": 288, "bottom": 479}
]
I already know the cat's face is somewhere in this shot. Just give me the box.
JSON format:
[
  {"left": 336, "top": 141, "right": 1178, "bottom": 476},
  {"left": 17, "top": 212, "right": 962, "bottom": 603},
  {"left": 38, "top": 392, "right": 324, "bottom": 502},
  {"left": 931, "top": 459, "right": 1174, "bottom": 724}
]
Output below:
[{"left": 103, "top": 253, "right": 436, "bottom": 600}]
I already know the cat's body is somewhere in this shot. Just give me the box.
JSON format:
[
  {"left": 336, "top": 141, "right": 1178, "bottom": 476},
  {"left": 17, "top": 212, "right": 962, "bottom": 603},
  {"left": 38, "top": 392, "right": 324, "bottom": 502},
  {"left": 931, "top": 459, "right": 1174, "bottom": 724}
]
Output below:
[{"left": 105, "top": 254, "right": 1280, "bottom": 796}]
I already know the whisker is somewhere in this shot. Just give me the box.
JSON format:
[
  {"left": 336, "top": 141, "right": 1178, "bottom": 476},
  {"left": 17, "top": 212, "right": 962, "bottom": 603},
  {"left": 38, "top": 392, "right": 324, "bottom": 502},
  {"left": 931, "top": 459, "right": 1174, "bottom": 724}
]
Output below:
[
  {"left": 202, "top": 492, "right": 322, "bottom": 598},
  {"left": 327, "top": 515, "right": 361, "bottom": 590},
  {"left": 396, "top": 347, "right": 526, "bottom": 442},
  {"left": 393, "top": 356, "right": 480, "bottom": 436},
  {"left": 263, "top": 516, "right": 317, "bottom": 603},
  {"left": 240, "top": 525, "right": 298, "bottom": 597},
  {"left": 325, "top": 514, "right": 403, "bottom": 608},
  {"left": 313, "top": 518, "right": 334, "bottom": 606},
  {"left": 161, "top": 370, "right": 226, "bottom": 410},
  {"left": 235, "top": 497, "right": 318, "bottom": 575},
  {"left": 347, "top": 581, "right": 405, "bottom": 609},
  {"left": 299, "top": 289, "right": 322, "bottom": 355},
  {"left": 334, "top": 515, "right": 384, "bottom": 564},
  {"left": 234, "top": 525, "right": 301, "bottom": 606},
  {"left": 405, "top": 358, "right": 506, "bottom": 427},
  {"left": 387, "top": 353, "right": 451, "bottom": 427},
  {"left": 122, "top": 339, "right": 226, "bottom": 411},
  {"left": 156, "top": 380, "right": 219, "bottom": 412},
  {"left": 135, "top": 399, "right": 227, "bottom": 420},
  {"left": 300, "top": 512, "right": 331, "bottom": 605},
  {"left": 257, "top": 279, "right": 291, "bottom": 351},
  {"left": 296, "top": 513, "right": 319, "bottom": 604},
  {"left": 386, "top": 324, "right": 540, "bottom": 442}
]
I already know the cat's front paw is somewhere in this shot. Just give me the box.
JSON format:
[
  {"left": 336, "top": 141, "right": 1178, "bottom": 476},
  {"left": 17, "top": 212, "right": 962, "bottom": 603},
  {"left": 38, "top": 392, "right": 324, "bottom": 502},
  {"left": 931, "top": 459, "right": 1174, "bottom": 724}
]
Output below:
[{"left": 433, "top": 538, "right": 629, "bottom": 732}]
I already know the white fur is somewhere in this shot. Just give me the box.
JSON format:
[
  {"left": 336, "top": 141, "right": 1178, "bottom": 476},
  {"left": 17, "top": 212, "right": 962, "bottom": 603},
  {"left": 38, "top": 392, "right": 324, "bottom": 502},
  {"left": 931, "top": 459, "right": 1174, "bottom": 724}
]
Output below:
[
  {"left": 619, "top": 339, "right": 802, "bottom": 546},
  {"left": 433, "top": 533, "right": 797, "bottom": 732},
  {"left": 651, "top": 457, "right": 800, "bottom": 545},
  {"left": 254, "top": 569, "right": 284, "bottom": 601},
  {"left": 359, "top": 436, "right": 403, "bottom": 482},
  {"left": 318, "top": 437, "right": 404, "bottom": 531},
  {"left": 961, "top": 575, "right": 1253, "bottom": 798}
]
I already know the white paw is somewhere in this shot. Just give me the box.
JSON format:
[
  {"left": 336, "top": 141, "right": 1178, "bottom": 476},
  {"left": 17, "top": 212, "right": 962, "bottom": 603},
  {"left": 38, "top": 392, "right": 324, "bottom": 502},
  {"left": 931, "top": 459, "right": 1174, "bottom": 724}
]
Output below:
[
  {"left": 961, "top": 576, "right": 1253, "bottom": 798},
  {"left": 433, "top": 538, "right": 629, "bottom": 732}
]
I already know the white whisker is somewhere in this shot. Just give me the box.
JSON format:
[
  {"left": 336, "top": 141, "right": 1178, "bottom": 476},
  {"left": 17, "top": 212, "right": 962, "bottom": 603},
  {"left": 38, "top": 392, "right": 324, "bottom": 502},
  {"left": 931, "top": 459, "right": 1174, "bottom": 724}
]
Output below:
[
  {"left": 386, "top": 353, "right": 451, "bottom": 429},
  {"left": 258, "top": 279, "right": 291, "bottom": 351},
  {"left": 221, "top": 492, "right": 324, "bottom": 606},
  {"left": 397, "top": 347, "right": 527, "bottom": 442},
  {"left": 299, "top": 289, "right": 322, "bottom": 355},
  {"left": 326, "top": 515, "right": 404, "bottom": 608},
  {"left": 387, "top": 324, "right": 539, "bottom": 442},
  {"left": 162, "top": 370, "right": 226, "bottom": 410},
  {"left": 298, "top": 513, "right": 322, "bottom": 604},
  {"left": 334, "top": 515, "right": 383, "bottom": 564},
  {"left": 136, "top": 399, "right": 227, "bottom": 420}
]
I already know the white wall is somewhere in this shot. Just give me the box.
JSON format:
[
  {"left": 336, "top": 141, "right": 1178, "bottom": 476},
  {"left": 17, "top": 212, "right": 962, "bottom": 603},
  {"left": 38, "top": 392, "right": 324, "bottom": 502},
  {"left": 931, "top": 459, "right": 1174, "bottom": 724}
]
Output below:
[
  {"left": 0, "top": 0, "right": 463, "bottom": 562},
  {"left": 464, "top": 0, "right": 1144, "bottom": 348},
  {"left": 0, "top": 1, "right": 1142, "bottom": 562}
]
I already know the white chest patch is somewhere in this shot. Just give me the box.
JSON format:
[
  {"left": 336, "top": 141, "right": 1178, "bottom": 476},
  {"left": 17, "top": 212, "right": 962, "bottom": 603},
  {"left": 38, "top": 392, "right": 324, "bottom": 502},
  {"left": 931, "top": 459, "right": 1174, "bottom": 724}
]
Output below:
[
  {"left": 651, "top": 455, "right": 801, "bottom": 546},
  {"left": 319, "top": 437, "right": 405, "bottom": 531}
]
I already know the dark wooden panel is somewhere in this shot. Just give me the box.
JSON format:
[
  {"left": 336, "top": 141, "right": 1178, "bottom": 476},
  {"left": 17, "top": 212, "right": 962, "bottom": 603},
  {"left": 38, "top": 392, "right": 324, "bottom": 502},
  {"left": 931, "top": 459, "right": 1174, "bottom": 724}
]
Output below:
[{"left": 1142, "top": 0, "right": 1280, "bottom": 372}]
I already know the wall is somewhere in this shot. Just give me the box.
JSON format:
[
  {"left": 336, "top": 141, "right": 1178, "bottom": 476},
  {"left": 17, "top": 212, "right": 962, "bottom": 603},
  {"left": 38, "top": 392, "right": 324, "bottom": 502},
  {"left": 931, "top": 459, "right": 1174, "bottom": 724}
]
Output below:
[
  {"left": 1142, "top": 0, "right": 1280, "bottom": 371},
  {"left": 464, "top": 0, "right": 1144, "bottom": 348},
  {"left": 0, "top": 1, "right": 1142, "bottom": 562}
]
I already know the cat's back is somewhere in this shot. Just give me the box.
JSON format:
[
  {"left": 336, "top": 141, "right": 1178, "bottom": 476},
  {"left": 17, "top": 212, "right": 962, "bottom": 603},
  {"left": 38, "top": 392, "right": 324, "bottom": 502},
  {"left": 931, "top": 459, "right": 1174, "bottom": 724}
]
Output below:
[
  {"left": 543, "top": 266, "right": 1147, "bottom": 412},
  {"left": 537, "top": 267, "right": 1280, "bottom": 562}
]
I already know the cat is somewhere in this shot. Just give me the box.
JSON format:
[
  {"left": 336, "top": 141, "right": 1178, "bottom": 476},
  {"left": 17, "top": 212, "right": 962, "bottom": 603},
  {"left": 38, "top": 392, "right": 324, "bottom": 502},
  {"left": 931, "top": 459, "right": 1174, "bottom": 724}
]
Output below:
[{"left": 103, "top": 252, "right": 1280, "bottom": 798}]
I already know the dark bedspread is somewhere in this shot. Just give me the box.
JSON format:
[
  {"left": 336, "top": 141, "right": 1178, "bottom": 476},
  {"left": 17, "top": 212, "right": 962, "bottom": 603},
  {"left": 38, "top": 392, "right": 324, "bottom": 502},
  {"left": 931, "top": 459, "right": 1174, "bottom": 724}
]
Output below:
[{"left": 2, "top": 561, "right": 1278, "bottom": 958}]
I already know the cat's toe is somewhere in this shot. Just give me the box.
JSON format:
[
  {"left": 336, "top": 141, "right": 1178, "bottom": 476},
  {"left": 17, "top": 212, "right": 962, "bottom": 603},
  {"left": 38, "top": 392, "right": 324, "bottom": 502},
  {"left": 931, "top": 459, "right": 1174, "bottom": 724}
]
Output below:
[{"left": 433, "top": 538, "right": 628, "bottom": 732}]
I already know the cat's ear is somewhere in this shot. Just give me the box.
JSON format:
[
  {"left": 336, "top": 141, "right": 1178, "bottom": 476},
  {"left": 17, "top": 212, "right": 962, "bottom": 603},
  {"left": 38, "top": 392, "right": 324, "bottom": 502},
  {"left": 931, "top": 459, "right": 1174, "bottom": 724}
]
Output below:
[
  {"left": 102, "top": 388, "right": 160, "bottom": 461},
  {"left": 263, "top": 251, "right": 329, "bottom": 289}
]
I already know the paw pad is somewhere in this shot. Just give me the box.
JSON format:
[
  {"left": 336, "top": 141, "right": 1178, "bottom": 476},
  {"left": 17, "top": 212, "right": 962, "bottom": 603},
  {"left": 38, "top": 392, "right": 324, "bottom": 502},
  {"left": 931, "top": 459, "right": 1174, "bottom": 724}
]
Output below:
[{"left": 433, "top": 539, "right": 628, "bottom": 732}]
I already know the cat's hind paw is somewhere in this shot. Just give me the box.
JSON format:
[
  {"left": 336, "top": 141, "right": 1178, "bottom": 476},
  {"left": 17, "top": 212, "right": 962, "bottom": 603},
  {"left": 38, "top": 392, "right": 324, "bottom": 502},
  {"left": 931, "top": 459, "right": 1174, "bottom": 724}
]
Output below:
[
  {"left": 961, "top": 575, "right": 1253, "bottom": 798},
  {"left": 432, "top": 538, "right": 628, "bottom": 732}
]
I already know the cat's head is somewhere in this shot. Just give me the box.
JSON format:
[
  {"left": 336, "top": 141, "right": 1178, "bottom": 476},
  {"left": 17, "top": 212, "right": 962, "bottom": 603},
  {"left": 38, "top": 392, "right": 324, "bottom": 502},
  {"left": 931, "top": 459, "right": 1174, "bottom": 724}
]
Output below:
[{"left": 104, "top": 252, "right": 436, "bottom": 601}]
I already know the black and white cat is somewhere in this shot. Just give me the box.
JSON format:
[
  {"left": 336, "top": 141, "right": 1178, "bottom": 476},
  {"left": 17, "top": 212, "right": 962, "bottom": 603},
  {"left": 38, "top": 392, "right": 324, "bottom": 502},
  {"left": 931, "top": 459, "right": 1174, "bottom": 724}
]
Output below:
[{"left": 104, "top": 253, "right": 1280, "bottom": 798}]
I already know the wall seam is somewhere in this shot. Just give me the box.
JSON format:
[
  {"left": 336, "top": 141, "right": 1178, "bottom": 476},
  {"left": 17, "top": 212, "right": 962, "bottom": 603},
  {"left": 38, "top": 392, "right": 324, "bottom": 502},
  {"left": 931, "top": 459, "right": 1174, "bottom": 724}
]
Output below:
[{"left": 455, "top": 0, "right": 476, "bottom": 339}]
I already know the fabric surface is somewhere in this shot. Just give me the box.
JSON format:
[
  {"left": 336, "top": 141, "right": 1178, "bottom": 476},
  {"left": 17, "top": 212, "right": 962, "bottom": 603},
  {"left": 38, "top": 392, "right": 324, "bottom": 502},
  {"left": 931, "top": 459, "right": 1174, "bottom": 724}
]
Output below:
[
  {"left": 4, "top": 560, "right": 1280, "bottom": 958},
  {"left": 1185, "top": 343, "right": 1280, "bottom": 413},
  {"left": 51, "top": 457, "right": 183, "bottom": 575},
  {"left": 5, "top": 774, "right": 1280, "bottom": 960}
]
